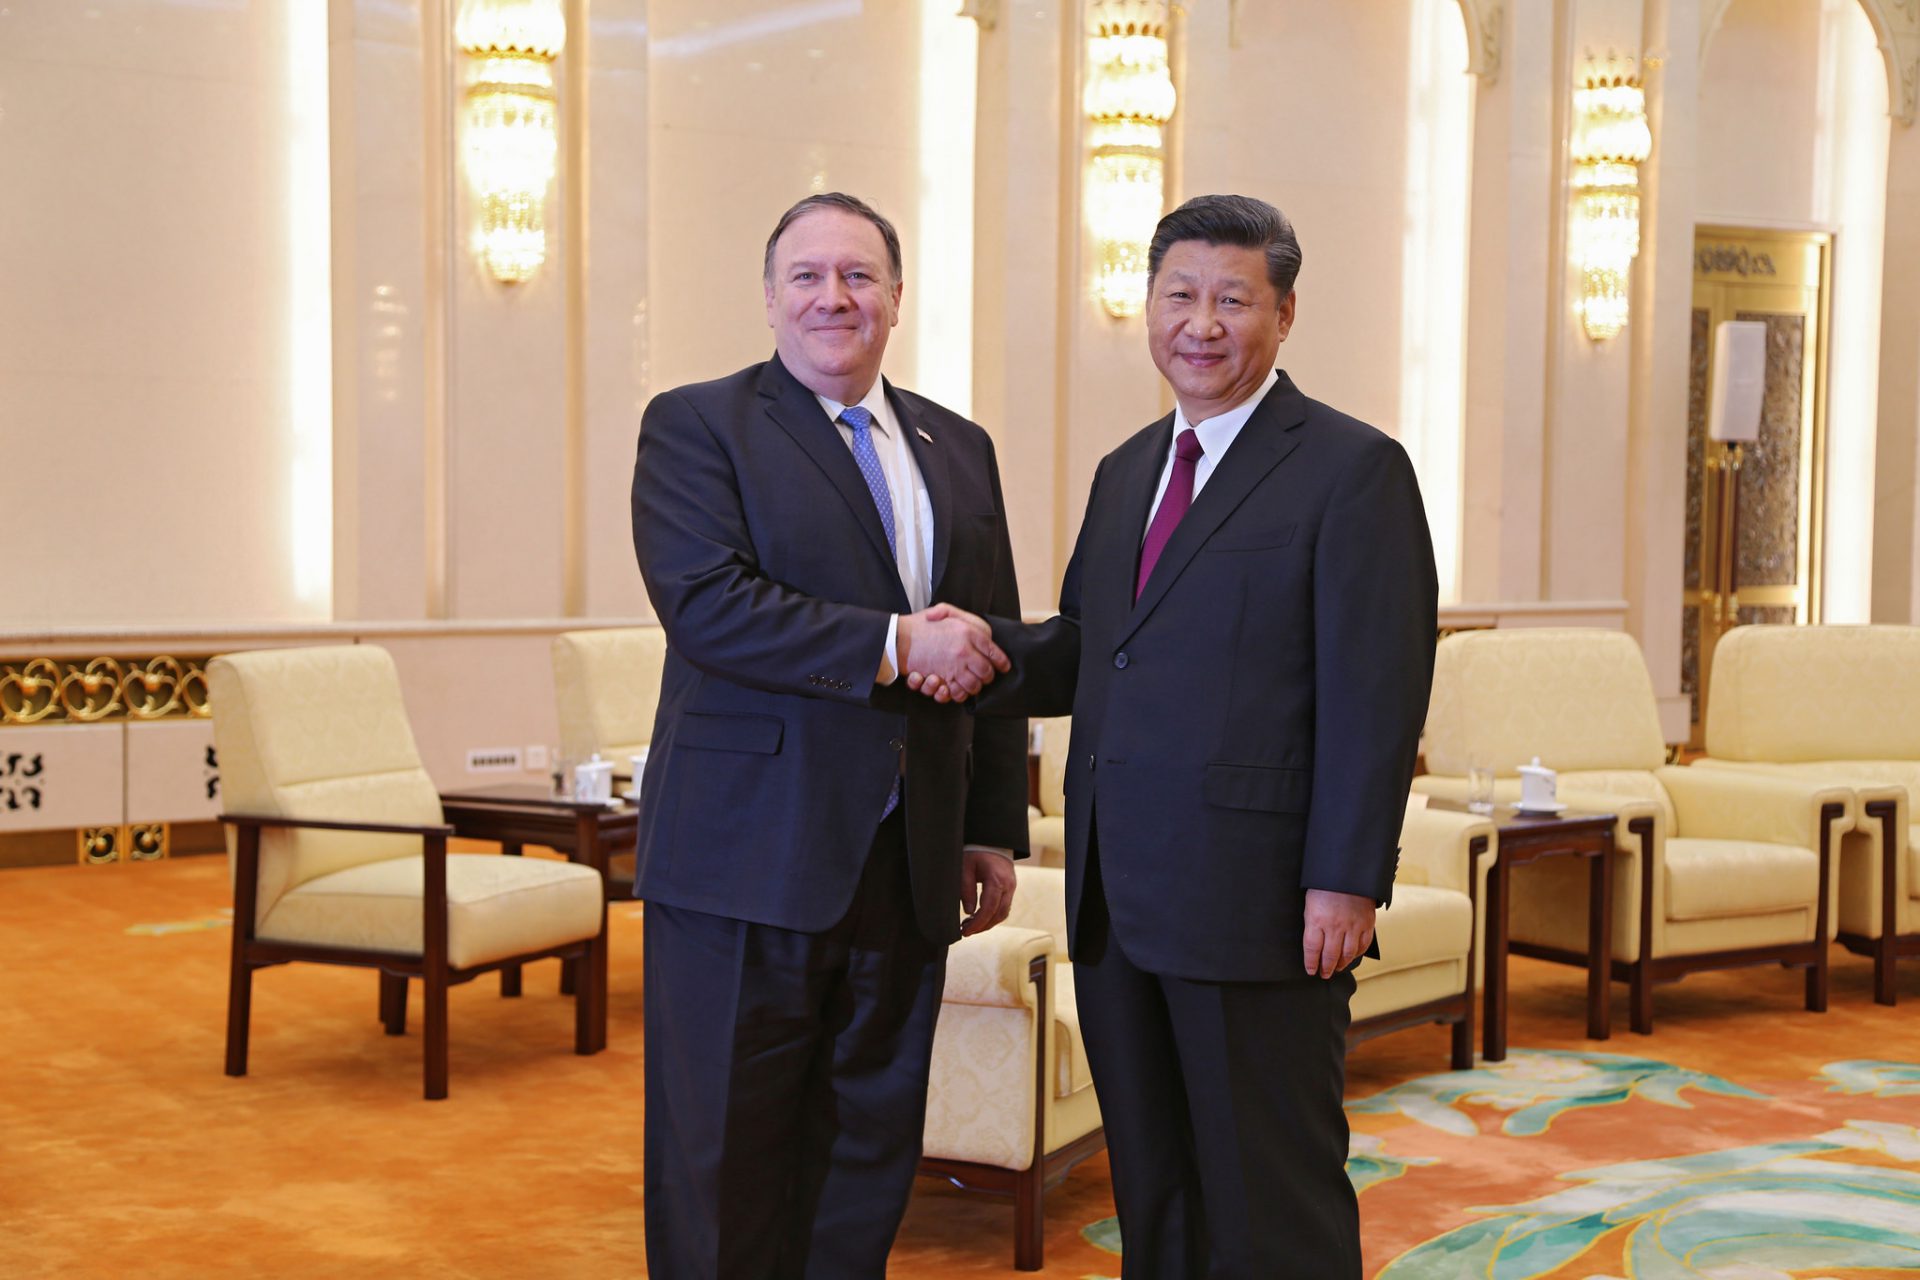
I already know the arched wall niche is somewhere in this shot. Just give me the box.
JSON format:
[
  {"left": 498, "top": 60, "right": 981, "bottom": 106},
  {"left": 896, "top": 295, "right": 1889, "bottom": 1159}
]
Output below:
[{"left": 1701, "top": 0, "right": 1919, "bottom": 123}]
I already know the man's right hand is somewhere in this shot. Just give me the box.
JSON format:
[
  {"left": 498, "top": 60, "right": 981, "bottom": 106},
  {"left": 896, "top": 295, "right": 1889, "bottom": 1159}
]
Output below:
[{"left": 897, "top": 604, "right": 1009, "bottom": 701}]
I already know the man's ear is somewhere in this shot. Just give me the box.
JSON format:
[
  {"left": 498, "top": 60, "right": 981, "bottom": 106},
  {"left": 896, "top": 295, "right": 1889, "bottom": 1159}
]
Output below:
[
  {"left": 764, "top": 280, "right": 777, "bottom": 326},
  {"left": 1276, "top": 290, "right": 1297, "bottom": 342}
]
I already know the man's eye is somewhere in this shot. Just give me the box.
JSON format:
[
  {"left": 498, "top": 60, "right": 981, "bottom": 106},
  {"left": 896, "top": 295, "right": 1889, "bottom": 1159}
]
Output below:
[
  {"left": 1220, "top": 296, "right": 1243, "bottom": 307},
  {"left": 1167, "top": 290, "right": 1191, "bottom": 301},
  {"left": 846, "top": 272, "right": 869, "bottom": 282},
  {"left": 794, "top": 271, "right": 817, "bottom": 282}
]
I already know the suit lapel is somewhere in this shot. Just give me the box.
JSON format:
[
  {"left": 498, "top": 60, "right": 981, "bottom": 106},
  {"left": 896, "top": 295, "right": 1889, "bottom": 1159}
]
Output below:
[
  {"left": 757, "top": 355, "right": 898, "bottom": 575},
  {"left": 890, "top": 382, "right": 954, "bottom": 595},
  {"left": 1117, "top": 374, "right": 1309, "bottom": 647},
  {"left": 1101, "top": 414, "right": 1175, "bottom": 614}
]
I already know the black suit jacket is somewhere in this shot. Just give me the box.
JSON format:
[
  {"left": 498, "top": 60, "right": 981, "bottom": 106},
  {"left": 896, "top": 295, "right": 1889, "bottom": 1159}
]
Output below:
[
  {"left": 630, "top": 354, "right": 1029, "bottom": 945},
  {"left": 991, "top": 371, "right": 1437, "bottom": 981}
]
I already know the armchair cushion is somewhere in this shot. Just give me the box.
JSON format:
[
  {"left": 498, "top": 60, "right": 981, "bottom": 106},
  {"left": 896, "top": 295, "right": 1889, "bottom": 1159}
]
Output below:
[
  {"left": 1423, "top": 629, "right": 1667, "bottom": 776},
  {"left": 1027, "top": 814, "right": 1066, "bottom": 868},
  {"left": 208, "top": 646, "right": 445, "bottom": 923},
  {"left": 1034, "top": 715, "right": 1071, "bottom": 817},
  {"left": 1664, "top": 838, "right": 1818, "bottom": 922},
  {"left": 552, "top": 627, "right": 668, "bottom": 760},
  {"left": 1049, "top": 966, "right": 1092, "bottom": 1096},
  {"left": 259, "top": 853, "right": 605, "bottom": 969},
  {"left": 1707, "top": 625, "right": 1920, "bottom": 762},
  {"left": 1358, "top": 884, "right": 1470, "bottom": 978}
]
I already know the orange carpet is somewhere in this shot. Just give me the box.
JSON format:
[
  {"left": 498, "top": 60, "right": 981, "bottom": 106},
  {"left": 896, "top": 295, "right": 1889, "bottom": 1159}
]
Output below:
[{"left": 4, "top": 854, "right": 1918, "bottom": 1278}]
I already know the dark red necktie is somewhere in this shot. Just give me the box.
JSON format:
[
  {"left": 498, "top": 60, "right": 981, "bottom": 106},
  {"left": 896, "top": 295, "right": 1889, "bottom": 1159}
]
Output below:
[{"left": 1136, "top": 428, "right": 1204, "bottom": 601}]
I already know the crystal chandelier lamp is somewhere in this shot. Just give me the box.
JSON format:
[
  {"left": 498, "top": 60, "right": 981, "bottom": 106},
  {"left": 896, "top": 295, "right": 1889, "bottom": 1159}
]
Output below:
[
  {"left": 1084, "top": 0, "right": 1177, "bottom": 319},
  {"left": 1569, "top": 57, "right": 1653, "bottom": 340},
  {"left": 456, "top": 0, "right": 566, "bottom": 284}
]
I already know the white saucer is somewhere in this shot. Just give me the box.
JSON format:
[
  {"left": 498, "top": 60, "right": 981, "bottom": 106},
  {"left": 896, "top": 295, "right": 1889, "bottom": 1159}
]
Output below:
[{"left": 1513, "top": 800, "right": 1567, "bottom": 816}]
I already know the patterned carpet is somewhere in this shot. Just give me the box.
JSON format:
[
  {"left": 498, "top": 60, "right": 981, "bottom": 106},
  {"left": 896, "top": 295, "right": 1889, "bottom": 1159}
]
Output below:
[{"left": 5, "top": 854, "right": 1919, "bottom": 1277}]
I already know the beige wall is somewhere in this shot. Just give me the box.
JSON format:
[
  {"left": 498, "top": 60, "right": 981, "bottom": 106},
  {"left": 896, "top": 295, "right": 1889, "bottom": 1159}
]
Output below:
[
  {"left": 0, "top": 3, "right": 330, "bottom": 627},
  {"left": 4, "top": 0, "right": 1920, "bottom": 752}
]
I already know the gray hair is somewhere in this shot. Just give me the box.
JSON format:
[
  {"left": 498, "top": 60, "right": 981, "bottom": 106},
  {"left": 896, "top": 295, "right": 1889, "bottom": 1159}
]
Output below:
[
  {"left": 762, "top": 192, "right": 903, "bottom": 285},
  {"left": 1147, "top": 194, "right": 1302, "bottom": 297}
]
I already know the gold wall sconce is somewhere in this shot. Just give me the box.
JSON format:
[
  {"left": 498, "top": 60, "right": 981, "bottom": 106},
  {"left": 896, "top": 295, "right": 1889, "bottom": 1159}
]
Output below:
[
  {"left": 1569, "top": 55, "right": 1652, "bottom": 340},
  {"left": 456, "top": 0, "right": 566, "bottom": 284},
  {"left": 1084, "top": 0, "right": 1177, "bottom": 319}
]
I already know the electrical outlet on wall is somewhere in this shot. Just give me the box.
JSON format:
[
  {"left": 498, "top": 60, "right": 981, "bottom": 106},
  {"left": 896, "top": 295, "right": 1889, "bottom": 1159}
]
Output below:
[
  {"left": 525, "top": 745, "right": 549, "bottom": 771},
  {"left": 466, "top": 747, "right": 522, "bottom": 774}
]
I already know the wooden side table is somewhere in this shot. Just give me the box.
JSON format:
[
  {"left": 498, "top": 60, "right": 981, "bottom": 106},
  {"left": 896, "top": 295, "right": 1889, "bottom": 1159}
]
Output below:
[
  {"left": 1428, "top": 800, "right": 1618, "bottom": 1061},
  {"left": 437, "top": 783, "right": 634, "bottom": 1051}
]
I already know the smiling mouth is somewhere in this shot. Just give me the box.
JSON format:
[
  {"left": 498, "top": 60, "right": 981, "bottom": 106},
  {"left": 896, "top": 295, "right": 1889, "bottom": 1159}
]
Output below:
[{"left": 1177, "top": 352, "right": 1225, "bottom": 365}]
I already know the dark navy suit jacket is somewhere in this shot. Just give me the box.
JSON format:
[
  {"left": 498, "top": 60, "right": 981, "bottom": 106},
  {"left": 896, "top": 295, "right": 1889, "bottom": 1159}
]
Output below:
[
  {"left": 989, "top": 371, "right": 1438, "bottom": 981},
  {"left": 630, "top": 354, "right": 1029, "bottom": 945}
]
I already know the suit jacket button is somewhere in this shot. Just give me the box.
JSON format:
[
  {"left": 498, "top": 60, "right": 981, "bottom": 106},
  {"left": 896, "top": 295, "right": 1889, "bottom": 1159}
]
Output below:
[
  {"left": 1113, "top": 652, "right": 1129, "bottom": 669},
  {"left": 1087, "top": 754, "right": 1096, "bottom": 770},
  {"left": 889, "top": 738, "right": 905, "bottom": 752}
]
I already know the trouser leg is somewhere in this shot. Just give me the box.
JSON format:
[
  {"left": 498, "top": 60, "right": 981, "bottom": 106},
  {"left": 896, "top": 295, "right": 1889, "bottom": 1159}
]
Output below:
[
  {"left": 1160, "top": 968, "right": 1360, "bottom": 1279},
  {"left": 1072, "top": 842, "right": 1209, "bottom": 1279},
  {"left": 783, "top": 810, "right": 947, "bottom": 1278}
]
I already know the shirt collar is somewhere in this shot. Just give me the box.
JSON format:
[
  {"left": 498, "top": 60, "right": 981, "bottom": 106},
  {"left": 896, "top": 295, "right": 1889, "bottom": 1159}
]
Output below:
[
  {"left": 1172, "top": 368, "right": 1281, "bottom": 459},
  {"left": 815, "top": 380, "right": 895, "bottom": 438}
]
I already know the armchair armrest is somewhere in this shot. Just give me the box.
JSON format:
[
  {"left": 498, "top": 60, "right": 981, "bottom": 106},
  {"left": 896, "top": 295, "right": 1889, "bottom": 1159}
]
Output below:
[
  {"left": 1654, "top": 766, "right": 1853, "bottom": 847},
  {"left": 1399, "top": 806, "right": 1495, "bottom": 894},
  {"left": 943, "top": 926, "right": 1053, "bottom": 1009},
  {"left": 219, "top": 812, "right": 456, "bottom": 837}
]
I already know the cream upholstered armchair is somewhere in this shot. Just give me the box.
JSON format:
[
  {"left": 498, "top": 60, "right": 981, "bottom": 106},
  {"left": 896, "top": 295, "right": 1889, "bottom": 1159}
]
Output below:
[
  {"left": 921, "top": 865, "right": 1101, "bottom": 1271},
  {"left": 1414, "top": 628, "right": 1853, "bottom": 1033},
  {"left": 552, "top": 626, "right": 667, "bottom": 894},
  {"left": 210, "top": 645, "right": 607, "bottom": 1099},
  {"left": 1351, "top": 805, "right": 1494, "bottom": 1069},
  {"left": 1694, "top": 624, "right": 1918, "bottom": 1004},
  {"left": 1025, "top": 716, "right": 1071, "bottom": 868}
]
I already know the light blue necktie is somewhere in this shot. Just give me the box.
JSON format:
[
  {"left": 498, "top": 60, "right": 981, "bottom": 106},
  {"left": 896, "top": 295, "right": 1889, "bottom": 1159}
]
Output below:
[
  {"left": 840, "top": 405, "right": 902, "bottom": 821},
  {"left": 841, "top": 406, "right": 898, "bottom": 558}
]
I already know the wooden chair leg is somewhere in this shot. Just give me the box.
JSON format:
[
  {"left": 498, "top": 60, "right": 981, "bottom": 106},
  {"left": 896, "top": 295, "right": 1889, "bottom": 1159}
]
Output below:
[
  {"left": 1875, "top": 935, "right": 1897, "bottom": 1007},
  {"left": 559, "top": 957, "right": 576, "bottom": 997},
  {"left": 225, "top": 955, "right": 253, "bottom": 1077},
  {"left": 423, "top": 966, "right": 449, "bottom": 1100},
  {"left": 573, "top": 939, "right": 600, "bottom": 1056},
  {"left": 1806, "top": 947, "right": 1829, "bottom": 1013},
  {"left": 1449, "top": 1013, "right": 1474, "bottom": 1071},
  {"left": 380, "top": 972, "right": 408, "bottom": 1035},
  {"left": 1013, "top": 1157, "right": 1044, "bottom": 1271},
  {"left": 1629, "top": 965, "right": 1654, "bottom": 1035},
  {"left": 499, "top": 842, "right": 525, "bottom": 998}
]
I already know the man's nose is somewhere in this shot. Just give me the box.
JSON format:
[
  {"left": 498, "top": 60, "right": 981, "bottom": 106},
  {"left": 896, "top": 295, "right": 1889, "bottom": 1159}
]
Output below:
[
  {"left": 1189, "top": 305, "right": 1226, "bottom": 337},
  {"left": 817, "top": 275, "right": 853, "bottom": 310}
]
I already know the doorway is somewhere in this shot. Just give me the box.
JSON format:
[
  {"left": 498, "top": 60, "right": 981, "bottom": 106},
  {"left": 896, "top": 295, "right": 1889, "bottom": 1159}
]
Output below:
[{"left": 1682, "top": 225, "right": 1831, "bottom": 747}]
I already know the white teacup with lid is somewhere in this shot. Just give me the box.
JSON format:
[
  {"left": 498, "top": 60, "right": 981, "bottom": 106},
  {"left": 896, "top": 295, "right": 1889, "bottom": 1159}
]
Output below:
[{"left": 1517, "top": 757, "right": 1563, "bottom": 814}]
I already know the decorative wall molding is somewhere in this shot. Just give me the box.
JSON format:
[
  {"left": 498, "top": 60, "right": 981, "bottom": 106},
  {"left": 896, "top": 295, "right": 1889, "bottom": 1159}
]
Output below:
[
  {"left": 1702, "top": 0, "right": 1919, "bottom": 125},
  {"left": 958, "top": 0, "right": 999, "bottom": 30},
  {"left": 0, "top": 657, "right": 211, "bottom": 726},
  {"left": 1457, "top": 0, "right": 1502, "bottom": 84}
]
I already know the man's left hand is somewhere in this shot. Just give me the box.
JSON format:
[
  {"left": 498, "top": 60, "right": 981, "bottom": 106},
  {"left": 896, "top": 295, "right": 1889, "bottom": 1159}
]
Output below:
[
  {"left": 1303, "top": 888, "right": 1375, "bottom": 978},
  {"left": 959, "top": 849, "right": 1016, "bottom": 936}
]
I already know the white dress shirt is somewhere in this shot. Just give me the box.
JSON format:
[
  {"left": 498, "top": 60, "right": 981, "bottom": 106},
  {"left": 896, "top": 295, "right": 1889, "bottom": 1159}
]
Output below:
[
  {"left": 1142, "top": 369, "right": 1282, "bottom": 537},
  {"left": 818, "top": 384, "right": 1011, "bottom": 862},
  {"left": 813, "top": 384, "right": 932, "bottom": 682}
]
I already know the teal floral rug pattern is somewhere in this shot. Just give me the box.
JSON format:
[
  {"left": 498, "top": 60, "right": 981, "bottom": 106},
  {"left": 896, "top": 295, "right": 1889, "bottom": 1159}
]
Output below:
[
  {"left": 1375, "top": 1121, "right": 1920, "bottom": 1278},
  {"left": 1822, "top": 1059, "right": 1920, "bottom": 1098},
  {"left": 1344, "top": 1049, "right": 1766, "bottom": 1137},
  {"left": 1077, "top": 1053, "right": 1920, "bottom": 1277}
]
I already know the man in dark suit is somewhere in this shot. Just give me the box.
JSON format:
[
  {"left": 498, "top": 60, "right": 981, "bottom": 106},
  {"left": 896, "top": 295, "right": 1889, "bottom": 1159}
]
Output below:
[
  {"left": 917, "top": 194, "right": 1437, "bottom": 1277},
  {"left": 630, "top": 192, "right": 1030, "bottom": 1278}
]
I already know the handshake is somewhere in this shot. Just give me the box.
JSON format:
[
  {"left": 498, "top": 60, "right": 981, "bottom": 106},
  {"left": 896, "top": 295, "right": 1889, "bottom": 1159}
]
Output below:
[{"left": 896, "top": 604, "right": 1008, "bottom": 703}]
